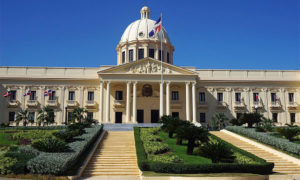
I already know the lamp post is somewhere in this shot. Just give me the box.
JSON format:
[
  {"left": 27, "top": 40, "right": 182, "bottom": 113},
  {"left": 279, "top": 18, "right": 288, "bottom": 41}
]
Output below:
[{"left": 65, "top": 106, "right": 68, "bottom": 125}]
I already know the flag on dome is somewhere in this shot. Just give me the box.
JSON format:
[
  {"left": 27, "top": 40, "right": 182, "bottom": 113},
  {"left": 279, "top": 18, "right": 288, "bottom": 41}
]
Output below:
[
  {"left": 149, "top": 16, "right": 162, "bottom": 37},
  {"left": 3, "top": 91, "right": 11, "bottom": 97}
]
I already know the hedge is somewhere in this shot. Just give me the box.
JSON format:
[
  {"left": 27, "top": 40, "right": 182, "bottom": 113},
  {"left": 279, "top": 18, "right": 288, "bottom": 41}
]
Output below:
[
  {"left": 133, "top": 127, "right": 274, "bottom": 174},
  {"left": 226, "top": 126, "right": 300, "bottom": 156},
  {"left": 0, "top": 126, "right": 66, "bottom": 130},
  {"left": 26, "top": 125, "right": 103, "bottom": 175}
]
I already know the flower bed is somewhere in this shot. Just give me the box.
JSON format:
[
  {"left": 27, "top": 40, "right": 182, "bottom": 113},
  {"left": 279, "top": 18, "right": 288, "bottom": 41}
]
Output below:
[
  {"left": 226, "top": 126, "right": 300, "bottom": 156},
  {"left": 134, "top": 127, "right": 274, "bottom": 174}
]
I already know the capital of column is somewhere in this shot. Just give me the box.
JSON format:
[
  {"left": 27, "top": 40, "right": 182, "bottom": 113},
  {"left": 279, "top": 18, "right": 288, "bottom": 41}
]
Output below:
[
  {"left": 185, "top": 81, "right": 191, "bottom": 86},
  {"left": 165, "top": 81, "right": 171, "bottom": 85}
]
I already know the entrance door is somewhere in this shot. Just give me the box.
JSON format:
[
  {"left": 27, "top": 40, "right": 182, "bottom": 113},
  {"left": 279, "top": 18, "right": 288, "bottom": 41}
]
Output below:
[
  {"left": 137, "top": 110, "right": 144, "bottom": 123},
  {"left": 172, "top": 112, "right": 179, "bottom": 118},
  {"left": 115, "top": 112, "right": 122, "bottom": 123},
  {"left": 151, "top": 110, "right": 159, "bottom": 123}
]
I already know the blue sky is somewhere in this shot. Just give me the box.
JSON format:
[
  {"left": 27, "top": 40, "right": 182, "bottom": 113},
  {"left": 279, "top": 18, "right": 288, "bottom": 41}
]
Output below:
[{"left": 0, "top": 0, "right": 299, "bottom": 70}]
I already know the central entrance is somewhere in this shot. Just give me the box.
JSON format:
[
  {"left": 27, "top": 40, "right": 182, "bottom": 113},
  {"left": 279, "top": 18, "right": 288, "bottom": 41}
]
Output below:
[
  {"left": 137, "top": 110, "right": 144, "bottom": 123},
  {"left": 115, "top": 112, "right": 122, "bottom": 123},
  {"left": 151, "top": 110, "right": 159, "bottom": 123}
]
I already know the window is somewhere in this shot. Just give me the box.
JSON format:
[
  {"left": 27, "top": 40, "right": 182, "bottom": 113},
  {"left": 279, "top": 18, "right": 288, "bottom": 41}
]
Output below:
[
  {"left": 290, "top": 113, "right": 296, "bottom": 123},
  {"left": 28, "top": 112, "right": 35, "bottom": 122},
  {"left": 88, "top": 91, "right": 94, "bottom": 101},
  {"left": 159, "top": 50, "right": 164, "bottom": 61},
  {"left": 49, "top": 91, "right": 56, "bottom": 100},
  {"left": 217, "top": 93, "right": 223, "bottom": 102},
  {"left": 253, "top": 93, "right": 259, "bottom": 102},
  {"left": 142, "top": 84, "right": 152, "bottom": 97},
  {"left": 272, "top": 113, "right": 278, "bottom": 123},
  {"left": 167, "top": 52, "right": 170, "bottom": 63},
  {"left": 172, "top": 112, "right": 179, "bottom": 118},
  {"left": 172, "top": 91, "right": 179, "bottom": 101},
  {"left": 235, "top": 93, "right": 241, "bottom": 102},
  {"left": 87, "top": 112, "right": 94, "bottom": 120},
  {"left": 271, "top": 93, "right": 276, "bottom": 102},
  {"left": 30, "top": 91, "right": 36, "bottom": 100},
  {"left": 50, "top": 111, "right": 55, "bottom": 121},
  {"left": 149, "top": 49, "right": 154, "bottom": 58},
  {"left": 236, "top": 113, "right": 242, "bottom": 120},
  {"left": 69, "top": 91, "right": 75, "bottom": 100},
  {"left": 288, "top": 93, "right": 294, "bottom": 103},
  {"left": 129, "top": 49, "right": 134, "bottom": 62},
  {"left": 67, "top": 112, "right": 72, "bottom": 122},
  {"left": 9, "top": 112, "right": 15, "bottom": 121},
  {"left": 200, "top": 113, "right": 206, "bottom": 122},
  {"left": 122, "top": 51, "right": 125, "bottom": 63},
  {"left": 10, "top": 90, "right": 16, "bottom": 100},
  {"left": 115, "top": 91, "right": 123, "bottom": 100},
  {"left": 138, "top": 48, "right": 144, "bottom": 59},
  {"left": 199, "top": 92, "right": 205, "bottom": 103}
]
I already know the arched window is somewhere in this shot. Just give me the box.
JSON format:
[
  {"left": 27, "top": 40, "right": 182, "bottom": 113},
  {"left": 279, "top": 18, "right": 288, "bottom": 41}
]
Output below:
[{"left": 142, "top": 84, "right": 152, "bottom": 97}]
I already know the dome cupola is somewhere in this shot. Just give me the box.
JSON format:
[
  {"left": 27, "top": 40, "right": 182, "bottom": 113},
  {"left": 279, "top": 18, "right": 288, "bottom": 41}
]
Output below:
[{"left": 116, "top": 6, "right": 174, "bottom": 65}]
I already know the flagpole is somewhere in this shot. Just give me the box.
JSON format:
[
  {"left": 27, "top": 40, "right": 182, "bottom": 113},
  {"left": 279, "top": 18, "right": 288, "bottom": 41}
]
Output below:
[{"left": 160, "top": 13, "right": 164, "bottom": 117}]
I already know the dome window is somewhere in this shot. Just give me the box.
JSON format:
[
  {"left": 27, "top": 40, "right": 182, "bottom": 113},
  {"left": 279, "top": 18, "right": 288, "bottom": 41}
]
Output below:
[
  {"left": 159, "top": 50, "right": 164, "bottom": 61},
  {"left": 139, "top": 32, "right": 144, "bottom": 37},
  {"left": 149, "top": 49, "right": 154, "bottom": 58},
  {"left": 129, "top": 50, "right": 134, "bottom": 62},
  {"left": 138, "top": 49, "right": 144, "bottom": 60},
  {"left": 122, "top": 51, "right": 125, "bottom": 64}
]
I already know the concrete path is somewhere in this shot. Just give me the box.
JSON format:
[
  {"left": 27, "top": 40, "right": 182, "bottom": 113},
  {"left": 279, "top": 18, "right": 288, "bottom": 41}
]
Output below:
[
  {"left": 82, "top": 131, "right": 140, "bottom": 178},
  {"left": 211, "top": 131, "right": 300, "bottom": 174}
]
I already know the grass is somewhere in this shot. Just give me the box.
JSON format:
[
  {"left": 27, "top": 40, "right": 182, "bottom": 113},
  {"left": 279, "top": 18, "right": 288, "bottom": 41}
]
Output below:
[
  {"left": 158, "top": 131, "right": 211, "bottom": 164},
  {"left": 142, "top": 171, "right": 269, "bottom": 177},
  {"left": 0, "top": 131, "right": 18, "bottom": 146}
]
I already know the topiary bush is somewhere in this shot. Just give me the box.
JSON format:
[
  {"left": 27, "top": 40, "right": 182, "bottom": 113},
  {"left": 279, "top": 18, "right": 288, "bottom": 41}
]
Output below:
[
  {"left": 197, "top": 141, "right": 235, "bottom": 163},
  {"left": 148, "top": 154, "right": 183, "bottom": 163},
  {"left": 53, "top": 129, "right": 81, "bottom": 142},
  {"left": 31, "top": 136, "right": 69, "bottom": 152},
  {"left": 143, "top": 141, "right": 170, "bottom": 155}
]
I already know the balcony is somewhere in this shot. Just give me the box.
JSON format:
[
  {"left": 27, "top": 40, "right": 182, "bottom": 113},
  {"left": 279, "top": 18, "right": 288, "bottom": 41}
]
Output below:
[
  {"left": 66, "top": 100, "right": 79, "bottom": 107},
  {"left": 47, "top": 99, "right": 58, "bottom": 107},
  {"left": 27, "top": 100, "right": 38, "bottom": 107},
  {"left": 216, "top": 101, "right": 227, "bottom": 109},
  {"left": 270, "top": 101, "right": 281, "bottom": 111},
  {"left": 198, "top": 101, "right": 208, "bottom": 108},
  {"left": 234, "top": 101, "right": 245, "bottom": 111},
  {"left": 114, "top": 100, "right": 125, "bottom": 108},
  {"left": 7, "top": 100, "right": 19, "bottom": 108},
  {"left": 251, "top": 101, "right": 263, "bottom": 112},
  {"left": 287, "top": 102, "right": 299, "bottom": 111},
  {"left": 85, "top": 100, "right": 97, "bottom": 108},
  {"left": 170, "top": 100, "right": 182, "bottom": 109}
]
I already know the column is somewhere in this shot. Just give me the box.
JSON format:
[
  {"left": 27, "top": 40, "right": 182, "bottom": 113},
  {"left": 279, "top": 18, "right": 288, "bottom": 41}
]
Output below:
[
  {"left": 160, "top": 81, "right": 164, "bottom": 117},
  {"left": 192, "top": 82, "right": 197, "bottom": 123},
  {"left": 79, "top": 87, "right": 84, "bottom": 107},
  {"left": 105, "top": 81, "right": 110, "bottom": 123},
  {"left": 166, "top": 81, "right": 170, "bottom": 116},
  {"left": 126, "top": 81, "right": 131, "bottom": 123},
  {"left": 186, "top": 82, "right": 190, "bottom": 121},
  {"left": 99, "top": 81, "right": 104, "bottom": 123},
  {"left": 132, "top": 82, "right": 137, "bottom": 123}
]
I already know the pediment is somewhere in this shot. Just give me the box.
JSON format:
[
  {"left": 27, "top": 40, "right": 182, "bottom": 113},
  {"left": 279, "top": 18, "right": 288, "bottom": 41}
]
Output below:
[{"left": 98, "top": 58, "right": 197, "bottom": 76}]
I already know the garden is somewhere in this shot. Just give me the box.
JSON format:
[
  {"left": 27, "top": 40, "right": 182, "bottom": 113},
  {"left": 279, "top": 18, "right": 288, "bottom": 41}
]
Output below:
[
  {"left": 134, "top": 115, "right": 274, "bottom": 174},
  {"left": 0, "top": 106, "right": 103, "bottom": 177}
]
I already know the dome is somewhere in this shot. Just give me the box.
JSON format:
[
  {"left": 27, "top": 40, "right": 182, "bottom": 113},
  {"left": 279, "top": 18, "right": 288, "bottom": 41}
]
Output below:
[{"left": 119, "top": 7, "right": 171, "bottom": 44}]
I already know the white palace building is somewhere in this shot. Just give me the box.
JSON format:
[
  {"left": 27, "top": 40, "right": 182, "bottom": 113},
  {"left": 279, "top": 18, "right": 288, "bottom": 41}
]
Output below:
[{"left": 0, "top": 7, "right": 300, "bottom": 126}]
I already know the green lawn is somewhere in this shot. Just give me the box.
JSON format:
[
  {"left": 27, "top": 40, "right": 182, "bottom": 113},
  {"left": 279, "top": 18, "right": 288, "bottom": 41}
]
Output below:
[
  {"left": 0, "top": 131, "right": 18, "bottom": 146},
  {"left": 158, "top": 131, "right": 212, "bottom": 164}
]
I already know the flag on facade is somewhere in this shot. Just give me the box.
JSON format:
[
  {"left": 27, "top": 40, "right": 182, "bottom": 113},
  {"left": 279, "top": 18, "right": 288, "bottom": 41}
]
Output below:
[
  {"left": 24, "top": 90, "right": 31, "bottom": 96},
  {"left": 48, "top": 89, "right": 52, "bottom": 96},
  {"left": 149, "top": 16, "right": 162, "bottom": 37},
  {"left": 44, "top": 90, "right": 48, "bottom": 96},
  {"left": 3, "top": 91, "right": 11, "bottom": 97},
  {"left": 256, "top": 94, "right": 259, "bottom": 101}
]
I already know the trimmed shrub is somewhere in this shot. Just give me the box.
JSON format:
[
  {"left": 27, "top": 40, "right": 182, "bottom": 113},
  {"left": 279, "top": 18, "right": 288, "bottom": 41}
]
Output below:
[
  {"left": 27, "top": 125, "right": 103, "bottom": 175},
  {"left": 148, "top": 154, "right": 183, "bottom": 163},
  {"left": 143, "top": 141, "right": 170, "bottom": 155},
  {"left": 53, "top": 129, "right": 81, "bottom": 142},
  {"left": 32, "top": 137, "right": 69, "bottom": 152},
  {"left": 226, "top": 126, "right": 300, "bottom": 156},
  {"left": 275, "top": 127, "right": 300, "bottom": 141},
  {"left": 197, "top": 141, "right": 235, "bottom": 163}
]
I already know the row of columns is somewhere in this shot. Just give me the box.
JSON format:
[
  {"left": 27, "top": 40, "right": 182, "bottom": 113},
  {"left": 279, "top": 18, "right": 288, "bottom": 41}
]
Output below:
[{"left": 99, "top": 81, "right": 198, "bottom": 123}]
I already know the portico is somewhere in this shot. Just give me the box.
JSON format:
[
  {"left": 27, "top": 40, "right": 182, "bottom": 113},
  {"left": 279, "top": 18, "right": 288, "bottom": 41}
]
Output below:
[{"left": 98, "top": 58, "right": 198, "bottom": 124}]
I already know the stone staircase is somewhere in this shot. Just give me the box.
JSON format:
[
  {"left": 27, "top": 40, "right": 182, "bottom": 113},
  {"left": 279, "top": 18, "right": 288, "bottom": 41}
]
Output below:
[
  {"left": 211, "top": 131, "right": 300, "bottom": 174},
  {"left": 82, "top": 131, "right": 140, "bottom": 177}
]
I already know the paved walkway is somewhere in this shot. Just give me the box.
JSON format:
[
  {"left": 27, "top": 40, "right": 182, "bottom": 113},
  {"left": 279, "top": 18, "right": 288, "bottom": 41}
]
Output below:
[
  {"left": 82, "top": 131, "right": 140, "bottom": 178},
  {"left": 211, "top": 131, "right": 300, "bottom": 174}
]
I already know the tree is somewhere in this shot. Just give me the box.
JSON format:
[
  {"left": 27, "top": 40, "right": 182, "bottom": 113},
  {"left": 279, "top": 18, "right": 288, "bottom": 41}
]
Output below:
[
  {"left": 176, "top": 124, "right": 209, "bottom": 155},
  {"left": 211, "top": 113, "right": 229, "bottom": 130},
  {"left": 37, "top": 106, "right": 55, "bottom": 126},
  {"left": 198, "top": 141, "right": 235, "bottom": 163},
  {"left": 256, "top": 117, "right": 274, "bottom": 132},
  {"left": 16, "top": 110, "right": 29, "bottom": 126},
  {"left": 160, "top": 115, "right": 182, "bottom": 138},
  {"left": 239, "top": 112, "right": 262, "bottom": 128},
  {"left": 70, "top": 107, "right": 88, "bottom": 123}
]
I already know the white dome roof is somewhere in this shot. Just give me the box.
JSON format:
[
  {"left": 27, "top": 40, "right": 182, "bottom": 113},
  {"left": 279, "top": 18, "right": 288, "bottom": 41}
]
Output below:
[{"left": 119, "top": 7, "right": 171, "bottom": 44}]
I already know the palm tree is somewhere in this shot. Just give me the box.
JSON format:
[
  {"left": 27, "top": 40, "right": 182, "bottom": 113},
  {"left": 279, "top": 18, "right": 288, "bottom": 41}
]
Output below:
[
  {"left": 160, "top": 115, "right": 183, "bottom": 138},
  {"left": 70, "top": 107, "right": 88, "bottom": 123},
  {"left": 16, "top": 110, "right": 29, "bottom": 126},
  {"left": 239, "top": 112, "right": 263, "bottom": 128},
  {"left": 37, "top": 106, "right": 55, "bottom": 126},
  {"left": 211, "top": 113, "right": 229, "bottom": 130}
]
